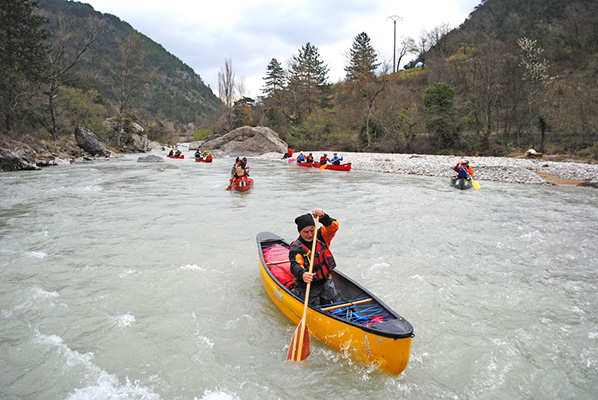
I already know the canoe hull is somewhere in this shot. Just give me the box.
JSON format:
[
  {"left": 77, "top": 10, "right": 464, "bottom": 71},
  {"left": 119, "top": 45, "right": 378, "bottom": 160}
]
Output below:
[
  {"left": 257, "top": 232, "right": 413, "bottom": 375},
  {"left": 231, "top": 176, "right": 253, "bottom": 191},
  {"left": 450, "top": 177, "right": 473, "bottom": 190},
  {"left": 195, "top": 155, "right": 213, "bottom": 162},
  {"left": 296, "top": 161, "right": 313, "bottom": 167},
  {"left": 167, "top": 155, "right": 184, "bottom": 159},
  {"left": 313, "top": 162, "right": 352, "bottom": 171}
]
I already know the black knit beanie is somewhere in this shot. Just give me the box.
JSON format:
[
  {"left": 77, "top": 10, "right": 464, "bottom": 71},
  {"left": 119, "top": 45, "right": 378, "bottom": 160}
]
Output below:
[{"left": 295, "top": 214, "right": 315, "bottom": 232}]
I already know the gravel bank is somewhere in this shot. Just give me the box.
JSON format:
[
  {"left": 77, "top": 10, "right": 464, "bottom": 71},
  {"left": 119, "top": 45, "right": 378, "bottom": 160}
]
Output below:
[{"left": 256, "top": 152, "right": 598, "bottom": 186}]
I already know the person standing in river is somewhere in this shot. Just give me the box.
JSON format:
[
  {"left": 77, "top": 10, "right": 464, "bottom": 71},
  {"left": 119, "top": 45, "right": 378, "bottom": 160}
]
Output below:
[{"left": 289, "top": 208, "right": 345, "bottom": 306}]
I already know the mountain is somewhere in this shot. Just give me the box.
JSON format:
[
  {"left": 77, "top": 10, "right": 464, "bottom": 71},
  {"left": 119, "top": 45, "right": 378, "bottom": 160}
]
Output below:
[{"left": 37, "top": 0, "right": 220, "bottom": 134}]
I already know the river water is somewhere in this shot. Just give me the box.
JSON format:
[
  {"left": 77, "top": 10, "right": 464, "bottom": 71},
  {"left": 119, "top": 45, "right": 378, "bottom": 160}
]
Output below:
[{"left": 1, "top": 152, "right": 597, "bottom": 400}]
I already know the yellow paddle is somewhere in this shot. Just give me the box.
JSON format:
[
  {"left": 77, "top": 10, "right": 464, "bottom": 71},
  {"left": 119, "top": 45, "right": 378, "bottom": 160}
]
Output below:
[
  {"left": 287, "top": 215, "right": 319, "bottom": 362},
  {"left": 320, "top": 164, "right": 327, "bottom": 169},
  {"left": 471, "top": 178, "right": 481, "bottom": 190}
]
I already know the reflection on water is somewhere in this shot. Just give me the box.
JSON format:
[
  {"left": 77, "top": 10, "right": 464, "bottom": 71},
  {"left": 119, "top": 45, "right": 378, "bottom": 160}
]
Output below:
[{"left": 1, "top": 153, "right": 597, "bottom": 399}]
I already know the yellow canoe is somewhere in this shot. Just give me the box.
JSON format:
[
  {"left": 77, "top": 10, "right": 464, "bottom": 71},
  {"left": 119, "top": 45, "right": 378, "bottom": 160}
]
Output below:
[{"left": 257, "top": 232, "right": 414, "bottom": 375}]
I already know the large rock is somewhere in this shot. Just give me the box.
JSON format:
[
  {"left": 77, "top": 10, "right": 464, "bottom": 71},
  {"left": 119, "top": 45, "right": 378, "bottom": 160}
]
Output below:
[
  {"left": 137, "top": 155, "right": 165, "bottom": 163},
  {"left": 0, "top": 148, "right": 40, "bottom": 171},
  {"left": 74, "top": 127, "right": 109, "bottom": 156},
  {"left": 201, "top": 126, "right": 287, "bottom": 156}
]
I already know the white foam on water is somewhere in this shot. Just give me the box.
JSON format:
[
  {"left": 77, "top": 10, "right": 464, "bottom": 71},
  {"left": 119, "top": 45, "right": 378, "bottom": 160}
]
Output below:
[
  {"left": 112, "top": 313, "right": 136, "bottom": 327},
  {"left": 195, "top": 389, "right": 240, "bottom": 400},
  {"left": 180, "top": 264, "right": 206, "bottom": 271},
  {"left": 32, "top": 330, "right": 160, "bottom": 400},
  {"left": 27, "top": 251, "right": 47, "bottom": 259},
  {"left": 195, "top": 332, "right": 214, "bottom": 348},
  {"left": 119, "top": 269, "right": 136, "bottom": 278},
  {"left": 31, "top": 287, "right": 59, "bottom": 301}
]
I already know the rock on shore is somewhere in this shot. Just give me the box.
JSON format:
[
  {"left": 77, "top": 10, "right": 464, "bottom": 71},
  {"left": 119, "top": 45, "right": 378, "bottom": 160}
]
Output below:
[{"left": 257, "top": 152, "right": 598, "bottom": 186}]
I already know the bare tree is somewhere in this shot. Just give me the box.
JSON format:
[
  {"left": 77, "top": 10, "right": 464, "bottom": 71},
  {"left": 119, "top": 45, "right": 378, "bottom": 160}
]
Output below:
[
  {"left": 397, "top": 37, "right": 418, "bottom": 70},
  {"left": 107, "top": 33, "right": 148, "bottom": 147},
  {"left": 218, "top": 58, "right": 237, "bottom": 131},
  {"left": 34, "top": 13, "right": 105, "bottom": 138}
]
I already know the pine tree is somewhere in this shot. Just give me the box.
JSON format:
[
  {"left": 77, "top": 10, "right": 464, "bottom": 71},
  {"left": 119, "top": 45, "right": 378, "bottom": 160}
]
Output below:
[
  {"left": 345, "top": 32, "right": 380, "bottom": 81},
  {"left": 286, "top": 42, "right": 329, "bottom": 121},
  {"left": 0, "top": 0, "right": 49, "bottom": 133},
  {"left": 262, "top": 58, "right": 286, "bottom": 97}
]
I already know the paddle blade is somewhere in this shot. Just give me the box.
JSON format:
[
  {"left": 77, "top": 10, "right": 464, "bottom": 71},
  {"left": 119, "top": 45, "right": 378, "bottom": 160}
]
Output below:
[
  {"left": 471, "top": 179, "right": 481, "bottom": 189},
  {"left": 320, "top": 164, "right": 327, "bottom": 169},
  {"left": 287, "top": 158, "right": 295, "bottom": 163},
  {"left": 287, "top": 319, "right": 311, "bottom": 361}
]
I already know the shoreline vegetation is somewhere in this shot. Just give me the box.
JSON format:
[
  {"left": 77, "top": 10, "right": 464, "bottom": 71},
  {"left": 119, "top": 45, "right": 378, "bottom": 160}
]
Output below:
[{"left": 257, "top": 152, "right": 598, "bottom": 187}]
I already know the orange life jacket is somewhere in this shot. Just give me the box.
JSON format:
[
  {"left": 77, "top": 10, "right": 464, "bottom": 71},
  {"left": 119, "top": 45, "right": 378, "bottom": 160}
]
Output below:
[{"left": 292, "top": 239, "right": 336, "bottom": 282}]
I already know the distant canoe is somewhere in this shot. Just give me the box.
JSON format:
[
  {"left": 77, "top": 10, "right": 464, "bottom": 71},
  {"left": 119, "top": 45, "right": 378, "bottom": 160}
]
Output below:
[
  {"left": 230, "top": 176, "right": 254, "bottom": 192},
  {"left": 167, "top": 155, "right": 184, "bottom": 159},
  {"left": 313, "top": 161, "right": 352, "bottom": 171},
  {"left": 450, "top": 177, "right": 473, "bottom": 190},
  {"left": 195, "top": 155, "right": 213, "bottom": 162},
  {"left": 257, "top": 231, "right": 414, "bottom": 375},
  {"left": 296, "top": 161, "right": 313, "bottom": 168}
]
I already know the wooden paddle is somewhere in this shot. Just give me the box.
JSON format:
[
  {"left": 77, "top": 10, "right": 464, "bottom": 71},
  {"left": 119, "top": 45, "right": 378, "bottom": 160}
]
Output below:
[{"left": 287, "top": 215, "right": 319, "bottom": 362}]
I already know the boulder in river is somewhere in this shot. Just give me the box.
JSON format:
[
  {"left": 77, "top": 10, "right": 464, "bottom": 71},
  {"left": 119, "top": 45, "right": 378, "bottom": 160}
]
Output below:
[
  {"left": 74, "top": 127, "right": 110, "bottom": 157},
  {"left": 0, "top": 148, "right": 41, "bottom": 171},
  {"left": 137, "top": 155, "right": 165, "bottom": 163},
  {"left": 201, "top": 126, "right": 287, "bottom": 156}
]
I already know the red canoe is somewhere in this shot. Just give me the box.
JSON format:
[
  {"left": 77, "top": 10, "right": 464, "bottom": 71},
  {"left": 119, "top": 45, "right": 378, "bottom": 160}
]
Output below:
[
  {"left": 230, "top": 176, "right": 254, "bottom": 192},
  {"left": 195, "top": 155, "right": 213, "bottom": 162},
  {"left": 167, "top": 155, "right": 185, "bottom": 159},
  {"left": 296, "top": 161, "right": 313, "bottom": 168},
  {"left": 313, "top": 161, "right": 351, "bottom": 171}
]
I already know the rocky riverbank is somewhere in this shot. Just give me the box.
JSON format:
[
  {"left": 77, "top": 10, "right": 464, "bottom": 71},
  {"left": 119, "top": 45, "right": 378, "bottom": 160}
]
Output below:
[{"left": 257, "top": 151, "right": 598, "bottom": 187}]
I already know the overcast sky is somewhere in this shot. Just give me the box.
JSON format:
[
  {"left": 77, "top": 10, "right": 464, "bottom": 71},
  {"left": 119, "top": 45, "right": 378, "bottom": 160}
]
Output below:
[{"left": 82, "top": 0, "right": 482, "bottom": 99}]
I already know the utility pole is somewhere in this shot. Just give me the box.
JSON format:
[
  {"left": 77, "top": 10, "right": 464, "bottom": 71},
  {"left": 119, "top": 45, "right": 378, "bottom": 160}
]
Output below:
[{"left": 387, "top": 15, "right": 402, "bottom": 73}]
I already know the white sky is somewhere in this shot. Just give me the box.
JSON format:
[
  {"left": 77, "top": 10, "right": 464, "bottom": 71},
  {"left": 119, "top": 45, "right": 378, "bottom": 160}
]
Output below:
[{"left": 81, "top": 0, "right": 482, "bottom": 99}]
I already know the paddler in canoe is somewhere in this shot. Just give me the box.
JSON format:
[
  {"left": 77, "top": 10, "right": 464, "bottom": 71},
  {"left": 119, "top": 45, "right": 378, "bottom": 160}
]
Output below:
[
  {"left": 290, "top": 209, "right": 345, "bottom": 306},
  {"left": 282, "top": 147, "right": 293, "bottom": 159},
  {"left": 330, "top": 153, "right": 343, "bottom": 165},
  {"left": 453, "top": 159, "right": 475, "bottom": 179},
  {"left": 319, "top": 153, "right": 329, "bottom": 164}
]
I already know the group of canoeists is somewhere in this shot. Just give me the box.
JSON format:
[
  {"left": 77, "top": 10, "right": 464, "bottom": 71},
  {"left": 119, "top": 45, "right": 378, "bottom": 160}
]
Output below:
[
  {"left": 194, "top": 149, "right": 212, "bottom": 161},
  {"left": 294, "top": 151, "right": 345, "bottom": 166}
]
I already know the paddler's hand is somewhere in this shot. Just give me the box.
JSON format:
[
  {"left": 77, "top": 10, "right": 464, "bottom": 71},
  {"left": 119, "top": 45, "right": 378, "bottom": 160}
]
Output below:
[
  {"left": 302, "top": 272, "right": 315, "bottom": 283},
  {"left": 312, "top": 208, "right": 324, "bottom": 218}
]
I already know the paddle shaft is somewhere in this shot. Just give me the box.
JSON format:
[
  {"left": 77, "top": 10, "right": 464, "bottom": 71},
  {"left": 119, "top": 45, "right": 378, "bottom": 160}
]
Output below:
[
  {"left": 287, "top": 215, "right": 320, "bottom": 362},
  {"left": 297, "top": 216, "right": 319, "bottom": 342}
]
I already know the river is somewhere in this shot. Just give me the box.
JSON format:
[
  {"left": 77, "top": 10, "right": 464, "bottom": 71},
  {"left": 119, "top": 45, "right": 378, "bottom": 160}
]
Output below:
[{"left": 1, "top": 152, "right": 597, "bottom": 400}]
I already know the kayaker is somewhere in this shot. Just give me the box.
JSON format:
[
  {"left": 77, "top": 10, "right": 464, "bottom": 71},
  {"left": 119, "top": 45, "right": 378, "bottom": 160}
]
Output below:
[
  {"left": 289, "top": 208, "right": 345, "bottom": 306},
  {"left": 319, "top": 154, "right": 329, "bottom": 164},
  {"left": 330, "top": 153, "right": 343, "bottom": 165},
  {"left": 453, "top": 160, "right": 474, "bottom": 179}
]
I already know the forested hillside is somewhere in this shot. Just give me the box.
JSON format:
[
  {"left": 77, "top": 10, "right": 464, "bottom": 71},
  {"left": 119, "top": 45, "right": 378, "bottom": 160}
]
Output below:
[
  {"left": 231, "top": 0, "right": 597, "bottom": 158},
  {"left": 1, "top": 0, "right": 219, "bottom": 147}
]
